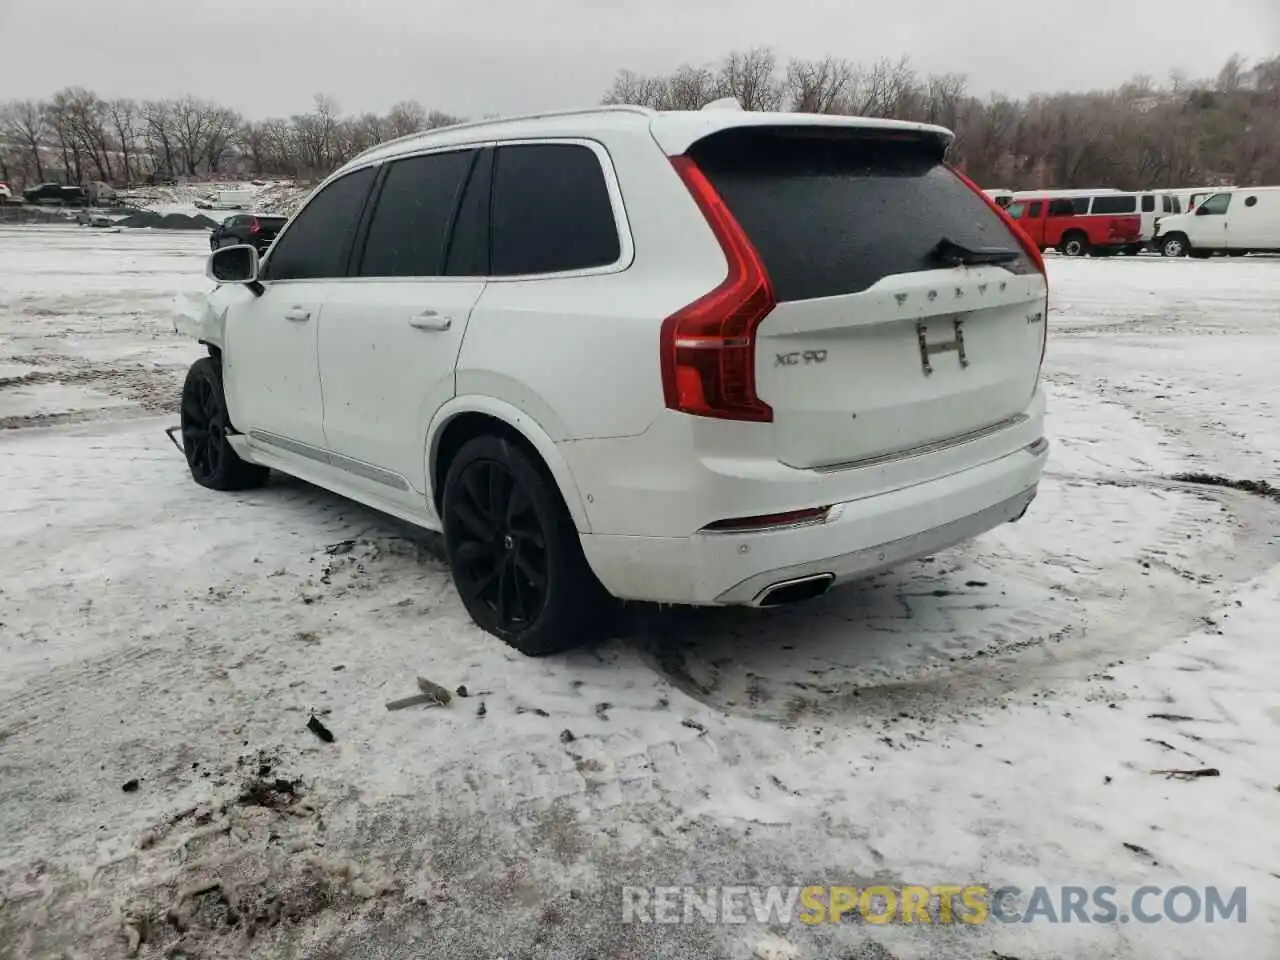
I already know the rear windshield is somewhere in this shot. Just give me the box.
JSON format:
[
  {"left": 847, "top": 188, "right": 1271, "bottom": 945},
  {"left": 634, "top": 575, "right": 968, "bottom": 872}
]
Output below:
[{"left": 688, "top": 128, "right": 1031, "bottom": 302}]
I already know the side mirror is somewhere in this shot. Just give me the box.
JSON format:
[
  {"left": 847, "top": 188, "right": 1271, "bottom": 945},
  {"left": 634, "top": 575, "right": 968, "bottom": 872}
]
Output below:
[{"left": 206, "top": 244, "right": 260, "bottom": 284}]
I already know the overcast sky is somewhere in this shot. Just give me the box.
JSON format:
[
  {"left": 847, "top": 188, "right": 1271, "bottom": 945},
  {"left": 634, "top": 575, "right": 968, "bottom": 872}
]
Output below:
[{"left": 1, "top": 0, "right": 1278, "bottom": 118}]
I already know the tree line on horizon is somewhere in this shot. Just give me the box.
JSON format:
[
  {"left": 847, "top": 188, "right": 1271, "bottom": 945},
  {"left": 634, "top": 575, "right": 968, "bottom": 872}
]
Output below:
[{"left": 1, "top": 49, "right": 1277, "bottom": 191}]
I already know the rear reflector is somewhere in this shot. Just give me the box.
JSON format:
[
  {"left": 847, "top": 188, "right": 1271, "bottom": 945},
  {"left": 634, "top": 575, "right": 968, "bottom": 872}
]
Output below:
[
  {"left": 660, "top": 156, "right": 776, "bottom": 422},
  {"left": 701, "top": 506, "right": 831, "bottom": 534}
]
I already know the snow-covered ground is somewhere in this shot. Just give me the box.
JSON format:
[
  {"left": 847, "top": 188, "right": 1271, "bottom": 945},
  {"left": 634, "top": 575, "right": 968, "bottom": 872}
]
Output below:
[{"left": 1, "top": 230, "right": 1278, "bottom": 959}]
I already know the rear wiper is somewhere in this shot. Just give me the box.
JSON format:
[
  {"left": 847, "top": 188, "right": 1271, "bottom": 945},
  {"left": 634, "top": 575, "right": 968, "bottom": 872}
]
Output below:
[{"left": 932, "top": 236, "right": 1020, "bottom": 267}]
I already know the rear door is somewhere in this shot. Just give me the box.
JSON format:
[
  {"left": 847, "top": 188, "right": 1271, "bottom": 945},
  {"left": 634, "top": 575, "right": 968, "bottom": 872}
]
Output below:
[
  {"left": 318, "top": 147, "right": 487, "bottom": 506},
  {"left": 686, "top": 127, "right": 1046, "bottom": 470}
]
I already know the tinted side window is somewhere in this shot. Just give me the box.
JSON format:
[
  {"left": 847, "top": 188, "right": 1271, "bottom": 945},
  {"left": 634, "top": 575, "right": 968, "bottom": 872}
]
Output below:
[
  {"left": 490, "top": 143, "right": 621, "bottom": 276},
  {"left": 1069, "top": 197, "right": 1091, "bottom": 214},
  {"left": 1141, "top": 195, "right": 1156, "bottom": 212},
  {"left": 446, "top": 148, "right": 493, "bottom": 276},
  {"left": 1091, "top": 195, "right": 1136, "bottom": 214},
  {"left": 261, "top": 167, "right": 375, "bottom": 281},
  {"left": 357, "top": 150, "right": 475, "bottom": 277},
  {"left": 1006, "top": 201, "right": 1026, "bottom": 219},
  {"left": 1029, "top": 201, "right": 1043, "bottom": 217}
]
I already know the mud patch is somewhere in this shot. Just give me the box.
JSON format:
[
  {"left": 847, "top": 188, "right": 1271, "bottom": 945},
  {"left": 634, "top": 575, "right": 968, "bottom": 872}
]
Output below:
[
  {"left": 0, "top": 761, "right": 399, "bottom": 960},
  {"left": 0, "top": 362, "right": 183, "bottom": 428},
  {"left": 1169, "top": 472, "right": 1280, "bottom": 503}
]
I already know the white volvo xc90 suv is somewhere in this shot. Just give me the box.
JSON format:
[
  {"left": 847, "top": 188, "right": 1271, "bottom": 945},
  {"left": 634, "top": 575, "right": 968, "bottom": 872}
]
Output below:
[{"left": 179, "top": 102, "right": 1049, "bottom": 655}]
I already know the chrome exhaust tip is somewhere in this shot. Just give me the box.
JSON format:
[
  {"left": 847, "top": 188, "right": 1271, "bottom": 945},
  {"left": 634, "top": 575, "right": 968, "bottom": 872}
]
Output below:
[{"left": 755, "top": 573, "right": 835, "bottom": 608}]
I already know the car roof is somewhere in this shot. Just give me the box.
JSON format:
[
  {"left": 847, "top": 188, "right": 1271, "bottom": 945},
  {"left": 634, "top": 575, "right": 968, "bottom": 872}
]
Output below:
[{"left": 340, "top": 104, "right": 954, "bottom": 174}]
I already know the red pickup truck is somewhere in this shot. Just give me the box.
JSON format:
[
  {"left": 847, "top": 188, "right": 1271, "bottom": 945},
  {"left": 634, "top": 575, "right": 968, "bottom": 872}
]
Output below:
[{"left": 1005, "top": 196, "right": 1141, "bottom": 257}]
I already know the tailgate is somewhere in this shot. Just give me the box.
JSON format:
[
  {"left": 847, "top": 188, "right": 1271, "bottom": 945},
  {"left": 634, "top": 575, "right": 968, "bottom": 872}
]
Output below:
[
  {"left": 756, "top": 268, "right": 1044, "bottom": 469},
  {"left": 687, "top": 125, "right": 1047, "bottom": 470}
]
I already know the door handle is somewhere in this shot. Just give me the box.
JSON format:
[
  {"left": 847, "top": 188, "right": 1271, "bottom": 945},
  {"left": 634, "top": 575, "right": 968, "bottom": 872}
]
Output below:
[
  {"left": 284, "top": 306, "right": 311, "bottom": 322},
  {"left": 408, "top": 311, "right": 452, "bottom": 331}
]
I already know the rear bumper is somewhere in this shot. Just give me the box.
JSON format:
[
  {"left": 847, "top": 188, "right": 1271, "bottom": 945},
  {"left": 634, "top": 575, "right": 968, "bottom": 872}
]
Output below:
[{"left": 578, "top": 436, "right": 1048, "bottom": 606}]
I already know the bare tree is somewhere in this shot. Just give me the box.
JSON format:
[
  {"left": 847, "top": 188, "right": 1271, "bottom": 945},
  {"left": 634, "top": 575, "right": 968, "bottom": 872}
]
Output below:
[
  {"left": 143, "top": 100, "right": 178, "bottom": 177},
  {"left": 106, "top": 98, "right": 143, "bottom": 183},
  {"left": 785, "top": 56, "right": 856, "bottom": 113},
  {"left": 715, "top": 47, "right": 783, "bottom": 110},
  {"left": 0, "top": 99, "right": 48, "bottom": 180},
  {"left": 385, "top": 100, "right": 428, "bottom": 137}
]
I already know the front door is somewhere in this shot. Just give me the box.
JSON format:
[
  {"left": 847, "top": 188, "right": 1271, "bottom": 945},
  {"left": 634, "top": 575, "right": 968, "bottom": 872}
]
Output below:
[
  {"left": 319, "top": 148, "right": 488, "bottom": 511},
  {"left": 1006, "top": 199, "right": 1045, "bottom": 247},
  {"left": 222, "top": 165, "right": 377, "bottom": 458},
  {"left": 1190, "top": 192, "right": 1231, "bottom": 249},
  {"left": 221, "top": 281, "right": 329, "bottom": 450}
]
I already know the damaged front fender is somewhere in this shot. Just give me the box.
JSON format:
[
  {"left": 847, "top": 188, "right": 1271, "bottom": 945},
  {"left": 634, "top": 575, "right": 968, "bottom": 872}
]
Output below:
[{"left": 172, "top": 284, "right": 256, "bottom": 350}]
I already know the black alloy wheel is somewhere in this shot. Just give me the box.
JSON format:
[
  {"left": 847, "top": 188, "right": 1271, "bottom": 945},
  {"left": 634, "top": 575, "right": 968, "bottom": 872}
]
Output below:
[
  {"left": 448, "top": 457, "right": 548, "bottom": 631},
  {"left": 179, "top": 358, "right": 269, "bottom": 491},
  {"left": 183, "top": 371, "right": 225, "bottom": 484},
  {"left": 441, "top": 435, "right": 611, "bottom": 655}
]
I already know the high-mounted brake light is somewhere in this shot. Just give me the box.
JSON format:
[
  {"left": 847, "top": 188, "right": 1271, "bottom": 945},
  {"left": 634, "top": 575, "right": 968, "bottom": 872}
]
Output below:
[{"left": 661, "top": 156, "right": 776, "bottom": 423}]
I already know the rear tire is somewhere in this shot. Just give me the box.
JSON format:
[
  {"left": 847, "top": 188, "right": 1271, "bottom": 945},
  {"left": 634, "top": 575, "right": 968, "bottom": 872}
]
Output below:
[
  {"left": 180, "top": 358, "right": 270, "bottom": 491},
  {"left": 1060, "top": 233, "right": 1089, "bottom": 257},
  {"left": 441, "top": 435, "right": 611, "bottom": 656}
]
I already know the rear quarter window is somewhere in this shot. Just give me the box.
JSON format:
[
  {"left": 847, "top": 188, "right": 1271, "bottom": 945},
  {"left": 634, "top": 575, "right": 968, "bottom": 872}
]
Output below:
[
  {"left": 687, "top": 127, "right": 1033, "bottom": 302},
  {"left": 1091, "top": 195, "right": 1138, "bottom": 214},
  {"left": 489, "top": 143, "right": 621, "bottom": 276}
]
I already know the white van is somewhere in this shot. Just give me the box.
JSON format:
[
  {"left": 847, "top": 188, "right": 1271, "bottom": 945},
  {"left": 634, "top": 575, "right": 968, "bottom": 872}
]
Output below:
[
  {"left": 1155, "top": 187, "right": 1280, "bottom": 258},
  {"left": 194, "top": 188, "right": 256, "bottom": 211},
  {"left": 1168, "top": 187, "right": 1229, "bottom": 215}
]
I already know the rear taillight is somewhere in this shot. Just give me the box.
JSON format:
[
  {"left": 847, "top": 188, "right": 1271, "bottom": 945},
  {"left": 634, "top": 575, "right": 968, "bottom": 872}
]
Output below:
[
  {"left": 661, "top": 156, "right": 775, "bottom": 423},
  {"left": 249, "top": 217, "right": 260, "bottom": 234},
  {"left": 948, "top": 164, "right": 1048, "bottom": 368}
]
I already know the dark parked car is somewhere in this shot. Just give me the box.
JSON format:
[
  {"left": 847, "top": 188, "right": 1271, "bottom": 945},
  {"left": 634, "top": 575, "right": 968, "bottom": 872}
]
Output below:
[
  {"left": 23, "top": 183, "right": 88, "bottom": 206},
  {"left": 209, "top": 214, "right": 288, "bottom": 252}
]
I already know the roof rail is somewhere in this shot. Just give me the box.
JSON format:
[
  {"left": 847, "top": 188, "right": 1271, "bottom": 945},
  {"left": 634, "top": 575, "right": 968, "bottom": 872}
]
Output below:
[{"left": 347, "top": 104, "right": 655, "bottom": 165}]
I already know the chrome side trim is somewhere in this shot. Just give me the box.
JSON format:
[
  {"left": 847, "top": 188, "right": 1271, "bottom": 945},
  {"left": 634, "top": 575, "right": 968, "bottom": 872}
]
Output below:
[
  {"left": 249, "top": 430, "right": 410, "bottom": 491},
  {"left": 812, "top": 414, "right": 1030, "bottom": 474}
]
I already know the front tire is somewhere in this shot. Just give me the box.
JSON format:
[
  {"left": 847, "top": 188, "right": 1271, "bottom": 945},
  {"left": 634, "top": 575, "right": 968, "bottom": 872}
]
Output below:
[
  {"left": 442, "top": 435, "right": 610, "bottom": 655},
  {"left": 180, "top": 358, "right": 270, "bottom": 491},
  {"left": 1161, "top": 235, "right": 1189, "bottom": 258}
]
